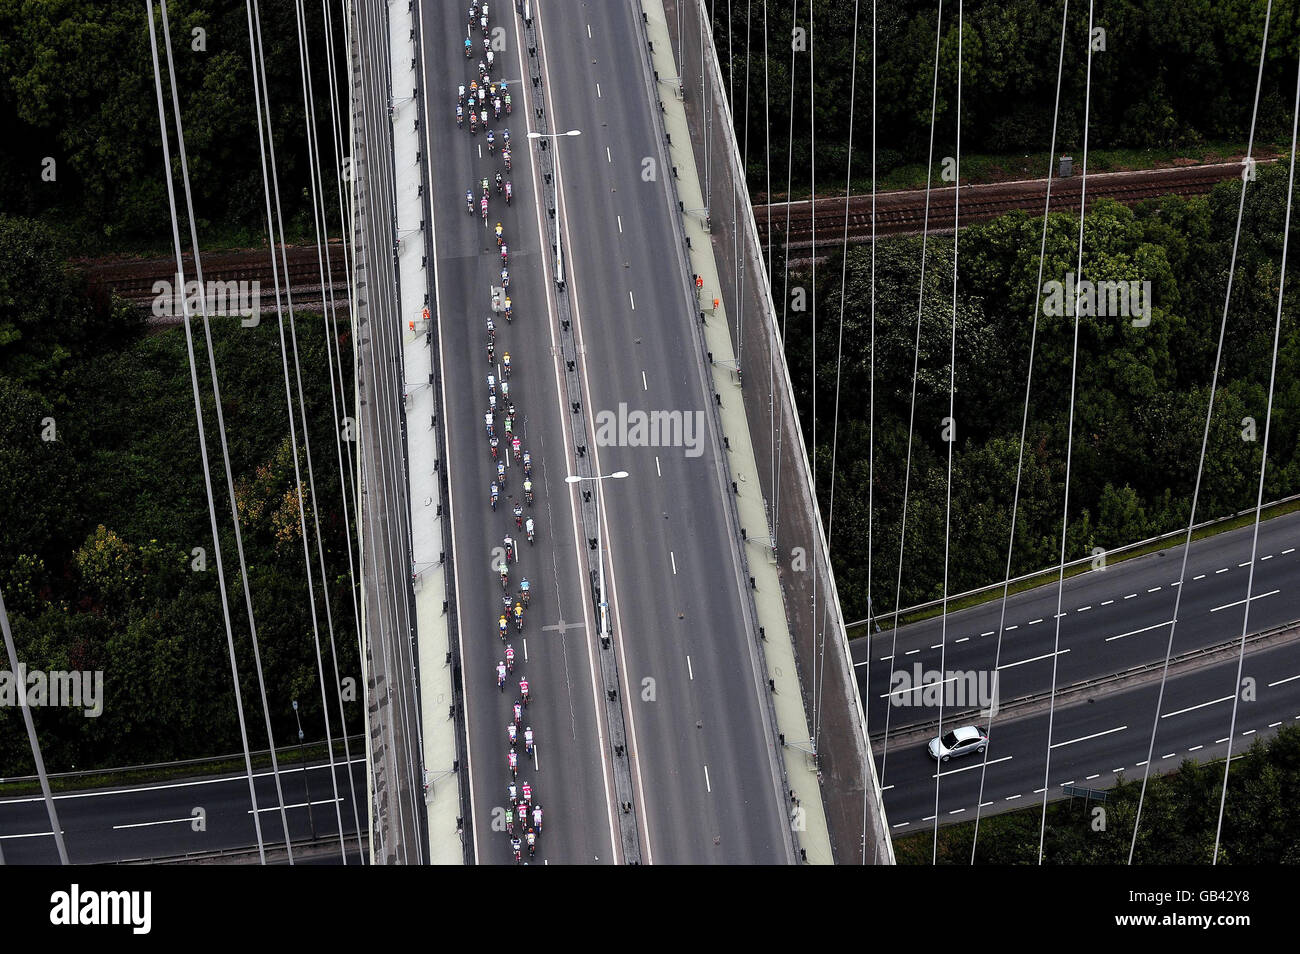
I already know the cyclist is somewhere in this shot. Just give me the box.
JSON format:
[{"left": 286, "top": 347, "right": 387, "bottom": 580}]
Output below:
[
  {"left": 512, "top": 435, "right": 522, "bottom": 460},
  {"left": 504, "top": 181, "right": 513, "bottom": 204},
  {"left": 465, "top": 189, "right": 474, "bottom": 214},
  {"left": 486, "top": 338, "right": 495, "bottom": 364},
  {"left": 489, "top": 481, "right": 499, "bottom": 510},
  {"left": 498, "top": 614, "right": 508, "bottom": 638},
  {"left": 498, "top": 562, "right": 509, "bottom": 589},
  {"left": 513, "top": 501, "right": 524, "bottom": 529},
  {"left": 519, "top": 678, "right": 530, "bottom": 705},
  {"left": 487, "top": 372, "right": 496, "bottom": 395},
  {"left": 497, "top": 459, "right": 507, "bottom": 485},
  {"left": 494, "top": 222, "right": 503, "bottom": 245},
  {"left": 519, "top": 577, "right": 531, "bottom": 606},
  {"left": 513, "top": 701, "right": 522, "bottom": 726},
  {"left": 500, "top": 243, "right": 508, "bottom": 266},
  {"left": 524, "top": 725, "right": 534, "bottom": 755},
  {"left": 497, "top": 661, "right": 506, "bottom": 691},
  {"left": 505, "top": 804, "right": 514, "bottom": 833},
  {"left": 522, "top": 451, "right": 532, "bottom": 477},
  {"left": 523, "top": 478, "right": 533, "bottom": 506},
  {"left": 505, "top": 644, "right": 515, "bottom": 672},
  {"left": 500, "top": 267, "right": 509, "bottom": 290},
  {"left": 502, "top": 351, "right": 512, "bottom": 376},
  {"left": 508, "top": 748, "right": 518, "bottom": 777},
  {"left": 507, "top": 722, "right": 517, "bottom": 746},
  {"left": 484, "top": 410, "right": 494, "bottom": 438},
  {"left": 525, "top": 516, "right": 535, "bottom": 544},
  {"left": 522, "top": 780, "right": 532, "bottom": 804},
  {"left": 526, "top": 828, "right": 536, "bottom": 856},
  {"left": 513, "top": 601, "right": 524, "bottom": 630},
  {"left": 532, "top": 804, "right": 542, "bottom": 832},
  {"left": 486, "top": 129, "right": 495, "bottom": 153}
]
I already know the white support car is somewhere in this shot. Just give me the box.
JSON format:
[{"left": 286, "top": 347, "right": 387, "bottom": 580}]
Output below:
[{"left": 928, "top": 725, "right": 988, "bottom": 762}]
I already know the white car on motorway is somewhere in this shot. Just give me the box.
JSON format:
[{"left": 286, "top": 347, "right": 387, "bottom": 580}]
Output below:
[{"left": 927, "top": 725, "right": 988, "bottom": 762}]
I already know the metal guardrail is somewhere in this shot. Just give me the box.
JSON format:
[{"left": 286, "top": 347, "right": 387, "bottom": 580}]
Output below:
[
  {"left": 1061, "top": 784, "right": 1109, "bottom": 803},
  {"left": 850, "top": 492, "right": 1300, "bottom": 631},
  {"left": 0, "top": 736, "right": 366, "bottom": 787}
]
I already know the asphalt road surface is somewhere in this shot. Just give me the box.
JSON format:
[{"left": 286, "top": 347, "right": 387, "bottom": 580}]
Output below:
[
  {"left": 422, "top": 0, "right": 793, "bottom": 864},
  {"left": 0, "top": 760, "right": 367, "bottom": 864}
]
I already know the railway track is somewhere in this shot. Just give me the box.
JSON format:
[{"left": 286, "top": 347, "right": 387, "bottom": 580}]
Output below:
[
  {"left": 754, "top": 160, "right": 1270, "bottom": 251},
  {"left": 77, "top": 241, "right": 351, "bottom": 313}
]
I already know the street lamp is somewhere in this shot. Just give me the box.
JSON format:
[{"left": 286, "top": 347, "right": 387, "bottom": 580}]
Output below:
[
  {"left": 566, "top": 471, "right": 628, "bottom": 644},
  {"left": 292, "top": 699, "right": 316, "bottom": 840},
  {"left": 526, "top": 129, "right": 582, "bottom": 140}
]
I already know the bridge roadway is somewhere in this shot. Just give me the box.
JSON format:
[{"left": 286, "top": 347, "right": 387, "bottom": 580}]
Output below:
[{"left": 423, "top": 0, "right": 793, "bottom": 863}]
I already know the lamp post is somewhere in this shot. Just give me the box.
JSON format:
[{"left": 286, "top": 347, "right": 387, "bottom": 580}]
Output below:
[
  {"left": 565, "top": 470, "right": 628, "bottom": 643},
  {"left": 527, "top": 129, "right": 580, "bottom": 288},
  {"left": 292, "top": 699, "right": 316, "bottom": 841}
]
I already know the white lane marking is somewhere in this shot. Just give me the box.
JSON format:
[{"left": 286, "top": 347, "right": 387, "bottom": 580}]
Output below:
[
  {"left": 1268, "top": 673, "right": 1300, "bottom": 687},
  {"left": 687, "top": 655, "right": 694, "bottom": 680},
  {"left": 1239, "top": 561, "right": 1252, "bottom": 568},
  {"left": 1005, "top": 794, "right": 1022, "bottom": 801},
  {"left": 704, "top": 765, "right": 711, "bottom": 793},
  {"left": 587, "top": 23, "right": 592, "bottom": 37},
  {"left": 998, "top": 648, "right": 1070, "bottom": 670},
  {"left": 1050, "top": 725, "right": 1127, "bottom": 749},
  {"left": 1028, "top": 618, "right": 1043, "bottom": 625},
  {"left": 1243, "top": 729, "right": 1256, "bottom": 736},
  {"left": 629, "top": 290, "right": 635, "bottom": 309},
  {"left": 1123, "top": 593, "right": 1137, "bottom": 600},
  {"left": 250, "top": 798, "right": 341, "bottom": 814},
  {"left": 1101, "top": 599, "right": 1114, "bottom": 606},
  {"left": 1269, "top": 721, "right": 1282, "bottom": 728},
  {"left": 1147, "top": 586, "right": 1161, "bottom": 593},
  {"left": 881, "top": 784, "right": 894, "bottom": 792},
  {"left": 1216, "top": 567, "right": 1229, "bottom": 574},
  {"left": 1086, "top": 774, "right": 1100, "bottom": 780},
  {"left": 879, "top": 655, "right": 893, "bottom": 662},
  {"left": 905, "top": 649, "right": 920, "bottom": 656},
  {"left": 1105, "top": 619, "right": 1174, "bottom": 643},
  {"left": 1006, "top": 624, "right": 1019, "bottom": 631},
  {"left": 607, "top": 146, "right": 612, "bottom": 163},
  {"left": 1216, "top": 738, "right": 1230, "bottom": 744},
  {"left": 1161, "top": 753, "right": 1176, "bottom": 760},
  {"left": 1077, "top": 605, "right": 1092, "bottom": 612},
  {"left": 617, "top": 215, "right": 623, "bottom": 233},
  {"left": 892, "top": 821, "right": 911, "bottom": 828},
  {"left": 642, "top": 370, "right": 647, "bottom": 390},
  {"left": 113, "top": 817, "right": 193, "bottom": 831},
  {"left": 980, "top": 631, "right": 994, "bottom": 637},
  {"left": 1210, "top": 589, "right": 1279, "bottom": 613},
  {"left": 949, "top": 808, "right": 966, "bottom": 815},
  {"left": 955, "top": 636, "right": 969, "bottom": 643},
  {"left": 655, "top": 456, "right": 661, "bottom": 477},
  {"left": 1188, "top": 745, "right": 1203, "bottom": 752},
  {"left": 932, "top": 755, "right": 1012, "bottom": 778},
  {"left": 0, "top": 830, "right": 57, "bottom": 840},
  {"left": 523, "top": 638, "right": 530, "bottom": 661},
  {"left": 1162, "top": 695, "right": 1235, "bottom": 719},
  {"left": 1262, "top": 554, "right": 1274, "bottom": 561},
  {"left": 929, "top": 643, "right": 942, "bottom": 650},
  {"left": 1193, "top": 574, "right": 1206, "bottom": 580},
  {"left": 1284, "top": 548, "right": 1296, "bottom": 555},
  {"left": 670, "top": 551, "right": 677, "bottom": 574},
  {"left": 597, "top": 83, "right": 602, "bottom": 97}
]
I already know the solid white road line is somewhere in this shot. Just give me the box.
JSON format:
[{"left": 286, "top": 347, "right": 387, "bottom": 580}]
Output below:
[
  {"left": 1209, "top": 589, "right": 1279, "bottom": 613},
  {"left": 1162, "top": 695, "right": 1234, "bottom": 719},
  {"left": 1050, "top": 725, "right": 1127, "bottom": 749},
  {"left": 1105, "top": 619, "right": 1174, "bottom": 643}
]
